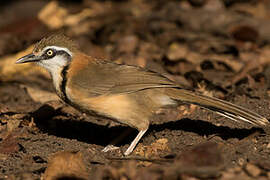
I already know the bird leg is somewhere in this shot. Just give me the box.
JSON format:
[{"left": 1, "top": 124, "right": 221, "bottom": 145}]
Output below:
[
  {"left": 101, "top": 128, "right": 148, "bottom": 155},
  {"left": 124, "top": 129, "right": 148, "bottom": 156}
]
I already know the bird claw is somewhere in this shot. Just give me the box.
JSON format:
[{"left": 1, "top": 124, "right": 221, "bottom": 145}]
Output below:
[{"left": 102, "top": 145, "right": 120, "bottom": 152}]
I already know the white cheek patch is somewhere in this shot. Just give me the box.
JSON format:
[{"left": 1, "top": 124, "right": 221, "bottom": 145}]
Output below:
[{"left": 37, "top": 55, "right": 68, "bottom": 73}]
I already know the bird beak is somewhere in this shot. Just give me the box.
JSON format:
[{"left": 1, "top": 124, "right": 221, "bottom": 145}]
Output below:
[{"left": 16, "top": 53, "right": 41, "bottom": 64}]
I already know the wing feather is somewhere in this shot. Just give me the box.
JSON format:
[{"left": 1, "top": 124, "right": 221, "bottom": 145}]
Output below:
[{"left": 69, "top": 60, "right": 179, "bottom": 96}]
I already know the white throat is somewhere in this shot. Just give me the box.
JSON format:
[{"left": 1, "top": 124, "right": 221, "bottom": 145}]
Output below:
[
  {"left": 37, "top": 55, "right": 68, "bottom": 74},
  {"left": 36, "top": 46, "right": 72, "bottom": 94},
  {"left": 37, "top": 56, "right": 68, "bottom": 94}
]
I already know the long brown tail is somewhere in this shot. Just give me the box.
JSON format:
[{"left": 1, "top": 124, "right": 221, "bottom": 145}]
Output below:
[{"left": 165, "top": 88, "right": 268, "bottom": 126}]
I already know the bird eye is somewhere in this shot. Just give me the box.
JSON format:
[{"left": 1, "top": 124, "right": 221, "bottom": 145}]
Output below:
[{"left": 46, "top": 49, "right": 54, "bottom": 56}]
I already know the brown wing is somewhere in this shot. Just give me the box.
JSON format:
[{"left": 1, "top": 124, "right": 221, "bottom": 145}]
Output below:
[{"left": 69, "top": 60, "right": 179, "bottom": 97}]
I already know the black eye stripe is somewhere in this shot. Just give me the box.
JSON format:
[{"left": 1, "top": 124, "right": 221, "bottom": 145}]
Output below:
[
  {"left": 57, "top": 50, "right": 72, "bottom": 60},
  {"left": 57, "top": 50, "right": 71, "bottom": 56},
  {"left": 42, "top": 49, "right": 71, "bottom": 60}
]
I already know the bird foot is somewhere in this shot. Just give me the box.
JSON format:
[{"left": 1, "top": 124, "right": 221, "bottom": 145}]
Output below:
[{"left": 102, "top": 145, "right": 120, "bottom": 152}]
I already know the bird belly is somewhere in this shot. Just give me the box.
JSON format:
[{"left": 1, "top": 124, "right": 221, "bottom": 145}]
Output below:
[{"left": 65, "top": 87, "right": 149, "bottom": 130}]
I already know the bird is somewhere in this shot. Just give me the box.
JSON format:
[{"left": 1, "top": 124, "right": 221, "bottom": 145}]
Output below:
[{"left": 16, "top": 34, "right": 269, "bottom": 156}]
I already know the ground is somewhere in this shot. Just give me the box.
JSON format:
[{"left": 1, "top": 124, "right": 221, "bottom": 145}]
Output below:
[{"left": 1, "top": 0, "right": 270, "bottom": 179}]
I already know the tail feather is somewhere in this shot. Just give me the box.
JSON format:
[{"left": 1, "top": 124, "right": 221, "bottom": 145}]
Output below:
[{"left": 165, "top": 88, "right": 268, "bottom": 126}]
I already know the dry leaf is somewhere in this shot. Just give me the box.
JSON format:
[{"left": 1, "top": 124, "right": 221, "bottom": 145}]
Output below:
[
  {"left": 118, "top": 35, "right": 139, "bottom": 54},
  {"left": 7, "top": 119, "right": 21, "bottom": 133},
  {"left": 231, "top": 2, "right": 270, "bottom": 19},
  {"left": 0, "top": 45, "right": 47, "bottom": 81},
  {"left": 38, "top": 1, "right": 96, "bottom": 30},
  {"left": 42, "top": 151, "right": 88, "bottom": 180},
  {"left": 65, "top": 9, "right": 95, "bottom": 26},
  {"left": 23, "top": 85, "right": 58, "bottom": 103},
  {"left": 134, "top": 138, "right": 171, "bottom": 158},
  {"left": 177, "top": 142, "right": 223, "bottom": 168},
  {"left": 38, "top": 1, "right": 68, "bottom": 29},
  {"left": 0, "top": 135, "right": 20, "bottom": 154},
  {"left": 245, "top": 163, "right": 261, "bottom": 177},
  {"left": 167, "top": 43, "right": 188, "bottom": 61}
]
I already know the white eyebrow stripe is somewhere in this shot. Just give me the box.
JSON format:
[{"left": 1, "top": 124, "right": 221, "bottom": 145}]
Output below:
[{"left": 43, "top": 46, "right": 72, "bottom": 57}]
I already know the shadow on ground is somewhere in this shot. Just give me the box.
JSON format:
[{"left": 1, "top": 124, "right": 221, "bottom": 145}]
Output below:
[{"left": 32, "top": 104, "right": 264, "bottom": 147}]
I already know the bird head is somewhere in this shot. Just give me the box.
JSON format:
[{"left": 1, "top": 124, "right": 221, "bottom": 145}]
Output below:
[{"left": 16, "top": 34, "right": 78, "bottom": 74}]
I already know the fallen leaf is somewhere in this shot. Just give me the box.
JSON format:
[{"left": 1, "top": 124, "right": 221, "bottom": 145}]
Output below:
[
  {"left": 134, "top": 138, "right": 171, "bottom": 159},
  {"left": 0, "top": 45, "right": 48, "bottom": 81},
  {"left": 43, "top": 151, "right": 88, "bottom": 180},
  {"left": 230, "top": 25, "right": 259, "bottom": 42},
  {"left": 38, "top": 1, "right": 68, "bottom": 29},
  {"left": 245, "top": 163, "right": 261, "bottom": 177},
  {"left": 38, "top": 1, "right": 97, "bottom": 30},
  {"left": 167, "top": 43, "right": 188, "bottom": 61},
  {"left": 118, "top": 35, "right": 139, "bottom": 54},
  {"left": 7, "top": 119, "right": 21, "bottom": 132},
  {"left": 65, "top": 9, "right": 95, "bottom": 26},
  {"left": 177, "top": 142, "right": 223, "bottom": 168},
  {"left": 0, "top": 135, "right": 20, "bottom": 154},
  {"left": 23, "top": 85, "right": 58, "bottom": 103}
]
